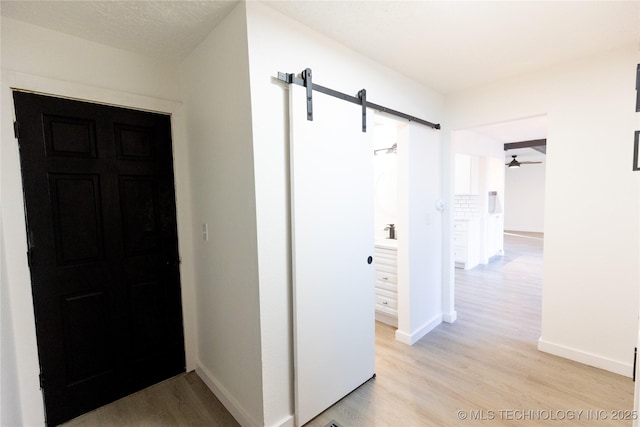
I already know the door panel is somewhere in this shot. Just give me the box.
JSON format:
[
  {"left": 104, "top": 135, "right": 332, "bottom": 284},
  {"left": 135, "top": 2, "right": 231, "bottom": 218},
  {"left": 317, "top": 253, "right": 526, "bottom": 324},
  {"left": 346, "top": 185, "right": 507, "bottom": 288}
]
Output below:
[
  {"left": 289, "top": 84, "right": 375, "bottom": 426},
  {"left": 13, "top": 91, "right": 185, "bottom": 425},
  {"left": 119, "top": 176, "right": 160, "bottom": 255},
  {"left": 62, "top": 291, "right": 113, "bottom": 384},
  {"left": 43, "top": 114, "right": 98, "bottom": 158},
  {"left": 49, "top": 174, "right": 104, "bottom": 264}
]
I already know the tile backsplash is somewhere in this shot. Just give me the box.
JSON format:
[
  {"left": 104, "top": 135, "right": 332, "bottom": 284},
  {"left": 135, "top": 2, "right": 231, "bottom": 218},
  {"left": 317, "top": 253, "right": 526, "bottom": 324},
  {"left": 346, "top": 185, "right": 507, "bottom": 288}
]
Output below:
[{"left": 455, "top": 195, "right": 480, "bottom": 218}]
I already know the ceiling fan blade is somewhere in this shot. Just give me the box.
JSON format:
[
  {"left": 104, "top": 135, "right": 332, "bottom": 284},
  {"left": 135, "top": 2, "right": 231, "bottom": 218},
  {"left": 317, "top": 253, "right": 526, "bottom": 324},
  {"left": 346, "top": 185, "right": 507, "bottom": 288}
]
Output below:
[{"left": 505, "top": 154, "right": 543, "bottom": 166}]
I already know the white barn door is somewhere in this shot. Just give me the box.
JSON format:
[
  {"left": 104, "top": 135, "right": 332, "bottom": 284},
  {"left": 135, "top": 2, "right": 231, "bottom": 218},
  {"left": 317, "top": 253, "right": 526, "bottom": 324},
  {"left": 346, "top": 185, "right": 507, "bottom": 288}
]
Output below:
[{"left": 289, "top": 84, "right": 375, "bottom": 426}]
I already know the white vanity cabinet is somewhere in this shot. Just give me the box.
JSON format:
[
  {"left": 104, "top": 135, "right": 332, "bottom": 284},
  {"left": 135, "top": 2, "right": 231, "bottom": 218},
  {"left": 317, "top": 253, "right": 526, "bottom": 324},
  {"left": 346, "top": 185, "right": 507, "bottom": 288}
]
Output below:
[
  {"left": 454, "top": 218, "right": 480, "bottom": 270},
  {"left": 374, "top": 243, "right": 398, "bottom": 327}
]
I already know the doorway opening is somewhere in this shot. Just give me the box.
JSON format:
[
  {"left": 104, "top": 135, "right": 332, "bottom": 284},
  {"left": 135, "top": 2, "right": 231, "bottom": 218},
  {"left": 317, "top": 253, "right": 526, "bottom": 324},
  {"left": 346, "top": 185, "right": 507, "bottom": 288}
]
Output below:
[
  {"left": 372, "top": 114, "right": 402, "bottom": 330},
  {"left": 372, "top": 112, "right": 444, "bottom": 345},
  {"left": 451, "top": 114, "right": 547, "bottom": 339}
]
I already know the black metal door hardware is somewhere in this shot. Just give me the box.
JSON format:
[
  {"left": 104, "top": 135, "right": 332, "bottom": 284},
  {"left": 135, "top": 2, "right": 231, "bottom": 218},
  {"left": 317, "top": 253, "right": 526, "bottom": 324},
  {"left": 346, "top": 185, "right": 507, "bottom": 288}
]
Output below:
[
  {"left": 635, "top": 64, "right": 639, "bottom": 171},
  {"left": 635, "top": 64, "right": 639, "bottom": 113},
  {"left": 277, "top": 68, "right": 440, "bottom": 133}
]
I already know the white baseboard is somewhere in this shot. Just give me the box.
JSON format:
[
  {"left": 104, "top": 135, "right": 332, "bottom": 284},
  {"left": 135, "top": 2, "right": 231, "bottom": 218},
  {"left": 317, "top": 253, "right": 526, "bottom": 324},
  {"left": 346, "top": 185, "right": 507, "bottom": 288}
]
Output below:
[
  {"left": 270, "top": 415, "right": 295, "bottom": 427},
  {"left": 537, "top": 338, "right": 633, "bottom": 378},
  {"left": 443, "top": 311, "right": 457, "bottom": 323},
  {"left": 195, "top": 364, "right": 261, "bottom": 427},
  {"left": 395, "top": 313, "right": 442, "bottom": 345}
]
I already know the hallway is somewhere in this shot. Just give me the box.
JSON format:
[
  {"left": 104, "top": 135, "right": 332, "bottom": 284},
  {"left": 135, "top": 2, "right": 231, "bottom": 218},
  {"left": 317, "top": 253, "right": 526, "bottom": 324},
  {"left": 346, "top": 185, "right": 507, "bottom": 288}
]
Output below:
[
  {"left": 64, "top": 234, "right": 633, "bottom": 426},
  {"left": 308, "top": 233, "right": 633, "bottom": 426}
]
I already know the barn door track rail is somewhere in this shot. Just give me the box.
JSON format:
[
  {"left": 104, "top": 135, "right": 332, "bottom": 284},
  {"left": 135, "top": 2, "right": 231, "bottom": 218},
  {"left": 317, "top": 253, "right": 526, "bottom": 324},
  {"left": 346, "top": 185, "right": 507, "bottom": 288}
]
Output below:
[{"left": 277, "top": 68, "right": 440, "bottom": 132}]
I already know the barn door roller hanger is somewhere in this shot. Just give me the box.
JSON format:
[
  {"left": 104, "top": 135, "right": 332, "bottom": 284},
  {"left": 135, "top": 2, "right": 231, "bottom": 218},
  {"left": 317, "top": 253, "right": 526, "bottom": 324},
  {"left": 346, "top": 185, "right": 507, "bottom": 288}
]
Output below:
[
  {"left": 634, "top": 64, "right": 639, "bottom": 171},
  {"left": 277, "top": 68, "right": 440, "bottom": 133}
]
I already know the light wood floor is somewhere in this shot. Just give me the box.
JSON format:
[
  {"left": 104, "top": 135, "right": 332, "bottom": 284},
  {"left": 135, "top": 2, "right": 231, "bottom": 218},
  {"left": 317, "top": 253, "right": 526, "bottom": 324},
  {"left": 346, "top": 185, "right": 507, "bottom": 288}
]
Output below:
[
  {"left": 307, "top": 233, "right": 633, "bottom": 426},
  {"left": 61, "top": 371, "right": 239, "bottom": 427},
  {"left": 64, "top": 233, "right": 633, "bottom": 426}
]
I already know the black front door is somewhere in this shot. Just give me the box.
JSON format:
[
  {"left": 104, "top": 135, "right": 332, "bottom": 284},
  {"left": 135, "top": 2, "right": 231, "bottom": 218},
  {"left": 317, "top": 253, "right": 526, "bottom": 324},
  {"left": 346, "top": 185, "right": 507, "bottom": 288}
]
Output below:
[{"left": 13, "top": 91, "right": 185, "bottom": 425}]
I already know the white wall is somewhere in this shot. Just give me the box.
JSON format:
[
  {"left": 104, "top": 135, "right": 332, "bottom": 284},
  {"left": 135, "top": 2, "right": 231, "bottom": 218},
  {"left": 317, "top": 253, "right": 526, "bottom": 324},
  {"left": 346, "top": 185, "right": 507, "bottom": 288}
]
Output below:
[
  {"left": 445, "top": 45, "right": 640, "bottom": 376},
  {"left": 374, "top": 113, "right": 443, "bottom": 346},
  {"left": 396, "top": 123, "right": 443, "bottom": 344},
  {"left": 504, "top": 163, "right": 546, "bottom": 232},
  {"left": 1, "top": 17, "right": 197, "bottom": 425},
  {"left": 179, "top": 4, "right": 265, "bottom": 426},
  {"left": 1, "top": 220, "right": 21, "bottom": 426},
  {"left": 1, "top": 18, "right": 181, "bottom": 101},
  {"left": 244, "top": 2, "right": 443, "bottom": 424}
]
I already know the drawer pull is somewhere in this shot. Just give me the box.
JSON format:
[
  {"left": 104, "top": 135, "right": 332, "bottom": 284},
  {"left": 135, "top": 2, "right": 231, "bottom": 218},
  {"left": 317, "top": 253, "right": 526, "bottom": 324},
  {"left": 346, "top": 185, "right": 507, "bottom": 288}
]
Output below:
[
  {"left": 382, "top": 276, "right": 388, "bottom": 280},
  {"left": 382, "top": 301, "right": 388, "bottom": 305}
]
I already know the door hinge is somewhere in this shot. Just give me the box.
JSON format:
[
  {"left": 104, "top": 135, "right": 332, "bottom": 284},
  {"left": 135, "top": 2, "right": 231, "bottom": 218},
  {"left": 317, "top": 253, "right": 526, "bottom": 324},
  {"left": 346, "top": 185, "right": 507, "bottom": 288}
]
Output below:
[
  {"left": 13, "top": 121, "right": 20, "bottom": 140},
  {"left": 633, "top": 347, "right": 637, "bottom": 382},
  {"left": 39, "top": 373, "right": 44, "bottom": 389},
  {"left": 27, "top": 249, "right": 33, "bottom": 268}
]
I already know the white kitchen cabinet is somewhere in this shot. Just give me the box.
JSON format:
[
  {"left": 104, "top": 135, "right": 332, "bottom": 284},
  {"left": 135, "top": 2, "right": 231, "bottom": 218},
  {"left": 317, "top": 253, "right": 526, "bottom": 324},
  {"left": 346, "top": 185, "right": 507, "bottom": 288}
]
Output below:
[
  {"left": 454, "top": 153, "right": 479, "bottom": 195},
  {"left": 454, "top": 218, "right": 480, "bottom": 269},
  {"left": 374, "top": 244, "right": 398, "bottom": 327}
]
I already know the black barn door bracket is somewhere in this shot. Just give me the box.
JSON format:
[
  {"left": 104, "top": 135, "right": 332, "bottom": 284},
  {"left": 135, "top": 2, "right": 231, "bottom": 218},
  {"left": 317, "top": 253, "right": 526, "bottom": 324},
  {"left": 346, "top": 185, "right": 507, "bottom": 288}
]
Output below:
[
  {"left": 358, "top": 89, "right": 367, "bottom": 132},
  {"left": 634, "top": 64, "right": 639, "bottom": 171},
  {"left": 277, "top": 68, "right": 440, "bottom": 133},
  {"left": 302, "top": 68, "right": 313, "bottom": 121},
  {"left": 635, "top": 64, "right": 639, "bottom": 113}
]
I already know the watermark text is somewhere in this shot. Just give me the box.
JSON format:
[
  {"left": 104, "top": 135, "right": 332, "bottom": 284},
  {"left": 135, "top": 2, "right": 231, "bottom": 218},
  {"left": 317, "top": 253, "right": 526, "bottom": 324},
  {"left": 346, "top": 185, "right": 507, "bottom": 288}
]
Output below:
[{"left": 456, "top": 409, "right": 638, "bottom": 422}]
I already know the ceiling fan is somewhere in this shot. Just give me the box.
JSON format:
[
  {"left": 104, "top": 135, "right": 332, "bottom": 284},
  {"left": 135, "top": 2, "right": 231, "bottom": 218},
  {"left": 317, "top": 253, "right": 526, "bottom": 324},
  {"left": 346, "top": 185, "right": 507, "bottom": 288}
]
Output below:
[{"left": 505, "top": 155, "right": 542, "bottom": 168}]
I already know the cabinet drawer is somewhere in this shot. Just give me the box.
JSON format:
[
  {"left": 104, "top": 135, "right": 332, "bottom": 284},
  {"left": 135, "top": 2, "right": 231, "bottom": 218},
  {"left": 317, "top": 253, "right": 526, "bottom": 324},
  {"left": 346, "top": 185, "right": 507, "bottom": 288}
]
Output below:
[
  {"left": 453, "top": 221, "right": 468, "bottom": 231},
  {"left": 375, "top": 279, "right": 397, "bottom": 293},
  {"left": 375, "top": 262, "right": 396, "bottom": 276},
  {"left": 374, "top": 249, "right": 397, "bottom": 268},
  {"left": 376, "top": 303, "right": 398, "bottom": 317},
  {"left": 376, "top": 293, "right": 397, "bottom": 309},
  {"left": 375, "top": 287, "right": 397, "bottom": 301},
  {"left": 454, "top": 245, "right": 466, "bottom": 254},
  {"left": 375, "top": 261, "right": 396, "bottom": 269},
  {"left": 376, "top": 269, "right": 396, "bottom": 284}
]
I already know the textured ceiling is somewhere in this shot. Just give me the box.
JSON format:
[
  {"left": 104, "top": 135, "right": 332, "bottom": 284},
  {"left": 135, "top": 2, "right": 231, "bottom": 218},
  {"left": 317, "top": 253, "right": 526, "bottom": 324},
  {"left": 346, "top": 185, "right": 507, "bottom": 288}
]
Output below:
[
  {"left": 0, "top": 1, "right": 239, "bottom": 61},
  {"left": 1, "top": 0, "right": 638, "bottom": 95}
]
